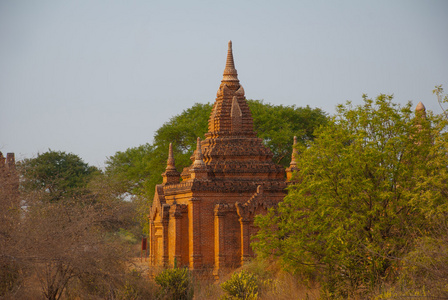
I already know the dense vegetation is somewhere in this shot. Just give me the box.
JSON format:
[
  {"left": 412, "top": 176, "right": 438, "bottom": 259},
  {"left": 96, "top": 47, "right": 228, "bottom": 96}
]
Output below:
[
  {"left": 1, "top": 151, "right": 158, "bottom": 299},
  {"left": 105, "top": 100, "right": 328, "bottom": 231},
  {"left": 2, "top": 92, "right": 447, "bottom": 299},
  {"left": 254, "top": 95, "right": 448, "bottom": 298}
]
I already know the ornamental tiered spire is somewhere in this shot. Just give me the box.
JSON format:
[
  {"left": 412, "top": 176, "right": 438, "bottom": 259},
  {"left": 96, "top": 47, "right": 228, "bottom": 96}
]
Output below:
[
  {"left": 221, "top": 40, "right": 240, "bottom": 90},
  {"left": 192, "top": 137, "right": 206, "bottom": 169},
  {"left": 166, "top": 143, "right": 176, "bottom": 171},
  {"left": 286, "top": 136, "right": 299, "bottom": 181},
  {"left": 190, "top": 137, "right": 207, "bottom": 179},
  {"left": 290, "top": 136, "right": 298, "bottom": 168},
  {"left": 207, "top": 41, "right": 255, "bottom": 137},
  {"left": 415, "top": 101, "right": 426, "bottom": 118},
  {"left": 415, "top": 101, "right": 426, "bottom": 112},
  {"left": 162, "top": 143, "right": 180, "bottom": 184}
]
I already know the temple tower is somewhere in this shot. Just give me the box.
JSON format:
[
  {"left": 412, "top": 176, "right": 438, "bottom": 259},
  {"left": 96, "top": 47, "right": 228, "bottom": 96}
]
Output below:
[{"left": 149, "top": 42, "right": 287, "bottom": 277}]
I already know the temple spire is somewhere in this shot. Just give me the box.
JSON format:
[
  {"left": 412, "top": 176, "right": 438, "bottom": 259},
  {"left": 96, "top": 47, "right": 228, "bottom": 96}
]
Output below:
[
  {"left": 226, "top": 41, "right": 236, "bottom": 70},
  {"left": 192, "top": 137, "right": 206, "bottom": 169},
  {"left": 290, "top": 136, "right": 298, "bottom": 168},
  {"left": 415, "top": 101, "right": 426, "bottom": 118},
  {"left": 166, "top": 143, "right": 176, "bottom": 171},
  {"left": 286, "top": 136, "right": 299, "bottom": 181},
  {"left": 207, "top": 41, "right": 255, "bottom": 137},
  {"left": 190, "top": 137, "right": 207, "bottom": 180},
  {"left": 415, "top": 101, "right": 426, "bottom": 112},
  {"left": 162, "top": 143, "right": 180, "bottom": 184},
  {"left": 221, "top": 40, "right": 239, "bottom": 89}
]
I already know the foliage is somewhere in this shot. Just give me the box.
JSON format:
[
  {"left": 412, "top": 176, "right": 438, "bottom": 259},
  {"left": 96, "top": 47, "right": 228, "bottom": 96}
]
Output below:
[
  {"left": 373, "top": 288, "right": 430, "bottom": 300},
  {"left": 248, "top": 101, "right": 327, "bottom": 165},
  {"left": 1, "top": 155, "right": 142, "bottom": 299},
  {"left": 105, "top": 101, "right": 327, "bottom": 232},
  {"left": 193, "top": 260, "right": 321, "bottom": 300},
  {"left": 20, "top": 150, "right": 99, "bottom": 202},
  {"left": 433, "top": 84, "right": 448, "bottom": 119},
  {"left": 26, "top": 199, "right": 132, "bottom": 299},
  {"left": 155, "top": 266, "right": 193, "bottom": 300},
  {"left": 392, "top": 216, "right": 448, "bottom": 298},
  {"left": 253, "top": 94, "right": 448, "bottom": 297},
  {"left": 220, "top": 270, "right": 259, "bottom": 300},
  {"left": 105, "top": 103, "right": 213, "bottom": 231},
  {"left": 104, "top": 143, "right": 156, "bottom": 198},
  {"left": 115, "top": 269, "right": 159, "bottom": 300}
]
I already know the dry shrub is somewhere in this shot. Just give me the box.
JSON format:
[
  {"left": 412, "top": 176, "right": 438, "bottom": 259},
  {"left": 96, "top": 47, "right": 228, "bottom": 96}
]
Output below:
[
  {"left": 241, "top": 259, "right": 320, "bottom": 300},
  {"left": 193, "top": 281, "right": 224, "bottom": 300},
  {"left": 0, "top": 169, "right": 24, "bottom": 298},
  {"left": 260, "top": 271, "right": 320, "bottom": 300},
  {"left": 395, "top": 218, "right": 448, "bottom": 298},
  {"left": 0, "top": 170, "right": 152, "bottom": 299},
  {"left": 193, "top": 259, "right": 320, "bottom": 300},
  {"left": 372, "top": 217, "right": 448, "bottom": 299}
]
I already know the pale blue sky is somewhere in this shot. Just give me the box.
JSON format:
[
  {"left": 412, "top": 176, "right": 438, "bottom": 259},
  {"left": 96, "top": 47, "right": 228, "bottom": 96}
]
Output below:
[{"left": 1, "top": 0, "right": 447, "bottom": 167}]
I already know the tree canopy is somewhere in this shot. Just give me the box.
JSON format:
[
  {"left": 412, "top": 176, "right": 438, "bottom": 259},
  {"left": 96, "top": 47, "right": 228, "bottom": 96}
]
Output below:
[
  {"left": 20, "top": 150, "right": 99, "bottom": 202},
  {"left": 3, "top": 149, "right": 151, "bottom": 298},
  {"left": 105, "top": 100, "right": 327, "bottom": 199},
  {"left": 249, "top": 100, "right": 328, "bottom": 166},
  {"left": 105, "top": 100, "right": 327, "bottom": 232},
  {"left": 253, "top": 95, "right": 448, "bottom": 297}
]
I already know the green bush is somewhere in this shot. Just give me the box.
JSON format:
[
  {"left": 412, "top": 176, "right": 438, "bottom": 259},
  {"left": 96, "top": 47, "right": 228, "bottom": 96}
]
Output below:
[
  {"left": 155, "top": 267, "right": 193, "bottom": 300},
  {"left": 220, "top": 270, "right": 259, "bottom": 300}
]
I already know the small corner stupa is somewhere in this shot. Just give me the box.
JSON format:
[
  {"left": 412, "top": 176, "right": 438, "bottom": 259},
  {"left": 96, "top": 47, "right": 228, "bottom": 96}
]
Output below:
[{"left": 149, "top": 41, "right": 288, "bottom": 277}]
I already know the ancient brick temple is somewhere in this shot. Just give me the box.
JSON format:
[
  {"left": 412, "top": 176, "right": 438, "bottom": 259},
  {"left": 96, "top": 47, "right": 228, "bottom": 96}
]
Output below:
[{"left": 149, "top": 42, "right": 295, "bottom": 276}]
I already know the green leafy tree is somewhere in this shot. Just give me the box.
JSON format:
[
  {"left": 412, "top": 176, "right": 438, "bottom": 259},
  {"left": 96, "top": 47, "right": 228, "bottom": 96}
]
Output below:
[
  {"left": 104, "top": 144, "right": 156, "bottom": 198},
  {"left": 20, "top": 150, "right": 99, "bottom": 202},
  {"left": 105, "top": 103, "right": 213, "bottom": 231},
  {"left": 105, "top": 103, "right": 213, "bottom": 199},
  {"left": 106, "top": 101, "right": 327, "bottom": 196},
  {"left": 106, "top": 101, "right": 327, "bottom": 232},
  {"left": 433, "top": 84, "right": 448, "bottom": 119},
  {"left": 253, "top": 95, "right": 448, "bottom": 297},
  {"left": 249, "top": 101, "right": 327, "bottom": 165}
]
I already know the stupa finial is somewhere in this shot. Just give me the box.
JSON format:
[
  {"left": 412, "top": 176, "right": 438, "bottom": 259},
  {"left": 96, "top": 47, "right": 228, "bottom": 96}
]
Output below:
[
  {"left": 226, "top": 41, "right": 235, "bottom": 69},
  {"left": 415, "top": 101, "right": 426, "bottom": 112},
  {"left": 193, "top": 137, "right": 206, "bottom": 168},
  {"left": 166, "top": 143, "right": 176, "bottom": 171},
  {"left": 415, "top": 101, "right": 427, "bottom": 118},
  {"left": 221, "top": 40, "right": 239, "bottom": 88},
  {"left": 290, "top": 136, "right": 298, "bottom": 167}
]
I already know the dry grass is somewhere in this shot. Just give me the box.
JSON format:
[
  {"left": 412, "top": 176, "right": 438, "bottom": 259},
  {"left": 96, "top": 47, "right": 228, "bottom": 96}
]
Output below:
[{"left": 191, "top": 259, "right": 321, "bottom": 300}]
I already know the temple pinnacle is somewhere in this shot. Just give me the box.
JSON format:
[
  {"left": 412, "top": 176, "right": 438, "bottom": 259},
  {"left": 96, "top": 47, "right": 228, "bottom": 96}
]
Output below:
[
  {"left": 290, "top": 136, "right": 298, "bottom": 167},
  {"left": 226, "top": 41, "right": 235, "bottom": 69},
  {"left": 221, "top": 40, "right": 239, "bottom": 88},
  {"left": 415, "top": 101, "right": 426, "bottom": 112},
  {"left": 415, "top": 101, "right": 426, "bottom": 118},
  {"left": 162, "top": 143, "right": 180, "bottom": 184},
  {"left": 166, "top": 143, "right": 176, "bottom": 171},
  {"left": 193, "top": 137, "right": 206, "bottom": 168}
]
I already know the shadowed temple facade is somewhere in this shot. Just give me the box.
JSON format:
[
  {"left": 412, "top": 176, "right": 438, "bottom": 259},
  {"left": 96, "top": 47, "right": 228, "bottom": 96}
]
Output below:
[{"left": 149, "top": 41, "right": 297, "bottom": 277}]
